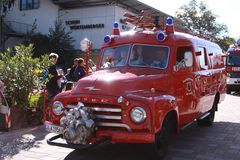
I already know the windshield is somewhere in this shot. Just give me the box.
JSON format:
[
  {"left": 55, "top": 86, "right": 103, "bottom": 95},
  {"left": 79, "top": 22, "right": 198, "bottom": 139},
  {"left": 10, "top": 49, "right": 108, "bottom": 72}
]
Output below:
[
  {"left": 227, "top": 54, "right": 240, "bottom": 66},
  {"left": 129, "top": 45, "right": 169, "bottom": 68},
  {"left": 100, "top": 44, "right": 170, "bottom": 69},
  {"left": 100, "top": 45, "right": 130, "bottom": 68}
]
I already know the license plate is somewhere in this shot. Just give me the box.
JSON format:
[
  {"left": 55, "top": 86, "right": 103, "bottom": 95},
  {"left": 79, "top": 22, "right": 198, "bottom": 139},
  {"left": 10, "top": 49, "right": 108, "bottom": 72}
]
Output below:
[{"left": 45, "top": 122, "right": 64, "bottom": 134}]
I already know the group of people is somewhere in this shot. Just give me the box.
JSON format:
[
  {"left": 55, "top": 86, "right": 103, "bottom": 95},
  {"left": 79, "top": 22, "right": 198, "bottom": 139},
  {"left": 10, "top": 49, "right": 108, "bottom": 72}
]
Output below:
[{"left": 45, "top": 53, "right": 86, "bottom": 98}]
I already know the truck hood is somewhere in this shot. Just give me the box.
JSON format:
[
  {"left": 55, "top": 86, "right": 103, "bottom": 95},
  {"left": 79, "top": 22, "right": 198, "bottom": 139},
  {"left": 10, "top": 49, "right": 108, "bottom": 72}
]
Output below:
[{"left": 71, "top": 69, "right": 168, "bottom": 96}]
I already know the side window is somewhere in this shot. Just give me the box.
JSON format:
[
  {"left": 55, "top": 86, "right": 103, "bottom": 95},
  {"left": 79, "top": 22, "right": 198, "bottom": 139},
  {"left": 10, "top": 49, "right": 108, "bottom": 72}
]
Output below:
[
  {"left": 176, "top": 46, "right": 193, "bottom": 68},
  {"left": 19, "top": 0, "right": 40, "bottom": 11},
  {"left": 196, "top": 47, "right": 208, "bottom": 69}
]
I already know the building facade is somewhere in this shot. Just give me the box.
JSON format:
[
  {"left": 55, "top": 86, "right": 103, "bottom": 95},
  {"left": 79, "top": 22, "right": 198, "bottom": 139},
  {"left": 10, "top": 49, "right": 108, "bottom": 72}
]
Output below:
[{"left": 4, "top": 0, "right": 172, "bottom": 50}]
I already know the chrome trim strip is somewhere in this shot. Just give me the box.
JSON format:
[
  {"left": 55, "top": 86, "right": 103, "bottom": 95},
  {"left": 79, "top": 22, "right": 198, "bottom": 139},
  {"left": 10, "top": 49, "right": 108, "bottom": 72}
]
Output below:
[
  {"left": 66, "top": 105, "right": 122, "bottom": 113},
  {"left": 96, "top": 122, "right": 132, "bottom": 132},
  {"left": 198, "top": 112, "right": 210, "bottom": 120},
  {"left": 91, "top": 107, "right": 122, "bottom": 113},
  {"left": 96, "top": 115, "right": 121, "bottom": 120}
]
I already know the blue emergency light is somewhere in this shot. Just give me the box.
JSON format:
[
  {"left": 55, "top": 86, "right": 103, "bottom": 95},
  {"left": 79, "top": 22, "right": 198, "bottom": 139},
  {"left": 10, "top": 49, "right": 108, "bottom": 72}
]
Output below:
[
  {"left": 104, "top": 35, "right": 111, "bottom": 44},
  {"left": 114, "top": 22, "right": 119, "bottom": 28},
  {"left": 166, "top": 17, "right": 173, "bottom": 25},
  {"left": 156, "top": 31, "right": 166, "bottom": 41}
]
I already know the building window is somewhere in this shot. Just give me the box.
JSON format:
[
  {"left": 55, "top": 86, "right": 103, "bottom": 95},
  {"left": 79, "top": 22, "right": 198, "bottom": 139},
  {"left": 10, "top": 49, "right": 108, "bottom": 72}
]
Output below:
[{"left": 19, "top": 0, "right": 40, "bottom": 11}]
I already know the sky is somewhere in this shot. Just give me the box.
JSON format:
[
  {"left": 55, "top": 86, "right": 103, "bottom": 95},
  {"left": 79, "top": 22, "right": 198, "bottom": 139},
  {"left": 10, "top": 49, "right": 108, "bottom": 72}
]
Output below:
[{"left": 139, "top": 0, "right": 239, "bottom": 39}]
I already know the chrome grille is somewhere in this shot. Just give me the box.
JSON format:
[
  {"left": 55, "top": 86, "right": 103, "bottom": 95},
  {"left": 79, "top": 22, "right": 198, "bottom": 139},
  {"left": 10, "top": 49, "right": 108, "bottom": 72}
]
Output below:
[{"left": 66, "top": 102, "right": 131, "bottom": 132}]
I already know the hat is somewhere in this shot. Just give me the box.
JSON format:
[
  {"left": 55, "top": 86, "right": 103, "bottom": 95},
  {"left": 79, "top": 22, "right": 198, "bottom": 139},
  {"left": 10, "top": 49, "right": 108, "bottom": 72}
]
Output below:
[{"left": 49, "top": 53, "right": 59, "bottom": 59}]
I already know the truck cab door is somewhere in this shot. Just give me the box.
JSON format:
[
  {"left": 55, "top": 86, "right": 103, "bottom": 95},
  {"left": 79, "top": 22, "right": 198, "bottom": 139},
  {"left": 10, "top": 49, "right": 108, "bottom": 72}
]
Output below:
[{"left": 173, "top": 46, "right": 198, "bottom": 126}]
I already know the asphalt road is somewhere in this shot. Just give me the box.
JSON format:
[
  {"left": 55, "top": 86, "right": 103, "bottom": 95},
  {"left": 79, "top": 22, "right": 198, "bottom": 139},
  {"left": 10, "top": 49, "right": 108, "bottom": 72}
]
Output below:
[{"left": 1, "top": 93, "right": 240, "bottom": 160}]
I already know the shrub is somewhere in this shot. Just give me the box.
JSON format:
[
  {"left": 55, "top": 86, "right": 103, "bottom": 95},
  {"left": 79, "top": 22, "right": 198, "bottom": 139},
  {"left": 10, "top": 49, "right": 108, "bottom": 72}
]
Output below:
[{"left": 0, "top": 44, "right": 50, "bottom": 109}]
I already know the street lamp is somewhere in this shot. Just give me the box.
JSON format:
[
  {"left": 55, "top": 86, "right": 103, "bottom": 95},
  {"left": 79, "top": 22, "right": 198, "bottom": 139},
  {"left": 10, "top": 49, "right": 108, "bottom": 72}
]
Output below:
[{"left": 80, "top": 38, "right": 92, "bottom": 76}]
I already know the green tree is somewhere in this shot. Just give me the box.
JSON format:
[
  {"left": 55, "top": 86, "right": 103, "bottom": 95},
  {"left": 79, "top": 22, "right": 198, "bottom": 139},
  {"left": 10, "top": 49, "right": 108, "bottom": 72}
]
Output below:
[
  {"left": 25, "top": 20, "right": 75, "bottom": 67},
  {"left": 48, "top": 20, "right": 75, "bottom": 66},
  {"left": 176, "top": 0, "right": 228, "bottom": 41},
  {"left": 217, "top": 36, "right": 236, "bottom": 52}
]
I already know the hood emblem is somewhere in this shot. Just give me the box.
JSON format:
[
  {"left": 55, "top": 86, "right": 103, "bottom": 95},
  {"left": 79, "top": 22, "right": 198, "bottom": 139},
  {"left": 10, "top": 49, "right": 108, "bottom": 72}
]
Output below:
[{"left": 84, "top": 86, "right": 101, "bottom": 91}]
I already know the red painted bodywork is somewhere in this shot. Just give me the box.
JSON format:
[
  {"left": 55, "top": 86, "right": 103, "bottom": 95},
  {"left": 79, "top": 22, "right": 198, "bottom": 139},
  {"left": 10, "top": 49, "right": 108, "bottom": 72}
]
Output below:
[{"left": 48, "top": 28, "right": 226, "bottom": 144}]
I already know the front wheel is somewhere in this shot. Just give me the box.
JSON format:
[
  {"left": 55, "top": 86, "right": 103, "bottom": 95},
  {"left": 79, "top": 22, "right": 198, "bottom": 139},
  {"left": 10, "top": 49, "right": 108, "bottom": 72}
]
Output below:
[{"left": 153, "top": 115, "right": 176, "bottom": 159}]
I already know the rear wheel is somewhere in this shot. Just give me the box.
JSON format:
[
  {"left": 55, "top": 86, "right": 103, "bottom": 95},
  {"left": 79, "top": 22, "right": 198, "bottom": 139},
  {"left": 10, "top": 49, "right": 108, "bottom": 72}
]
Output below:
[{"left": 197, "top": 102, "right": 217, "bottom": 126}]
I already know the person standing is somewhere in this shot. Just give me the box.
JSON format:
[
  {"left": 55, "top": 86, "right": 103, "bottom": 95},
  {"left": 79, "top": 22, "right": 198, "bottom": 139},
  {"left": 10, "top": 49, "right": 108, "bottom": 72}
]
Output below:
[
  {"left": 46, "top": 53, "right": 63, "bottom": 98},
  {"left": 66, "top": 58, "right": 79, "bottom": 81},
  {"left": 74, "top": 58, "right": 86, "bottom": 81}
]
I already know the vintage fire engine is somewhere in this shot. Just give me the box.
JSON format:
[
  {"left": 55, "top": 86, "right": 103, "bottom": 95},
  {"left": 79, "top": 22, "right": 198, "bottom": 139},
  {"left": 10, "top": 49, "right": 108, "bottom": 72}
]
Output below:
[
  {"left": 225, "top": 48, "right": 240, "bottom": 94},
  {"left": 45, "top": 12, "right": 226, "bottom": 158}
]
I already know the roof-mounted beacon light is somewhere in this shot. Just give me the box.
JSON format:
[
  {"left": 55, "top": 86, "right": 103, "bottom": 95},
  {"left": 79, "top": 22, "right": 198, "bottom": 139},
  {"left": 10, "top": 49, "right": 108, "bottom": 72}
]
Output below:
[
  {"left": 112, "top": 21, "right": 120, "bottom": 35},
  {"left": 165, "top": 17, "right": 174, "bottom": 33},
  {"left": 156, "top": 31, "right": 167, "bottom": 42},
  {"left": 104, "top": 35, "right": 112, "bottom": 44}
]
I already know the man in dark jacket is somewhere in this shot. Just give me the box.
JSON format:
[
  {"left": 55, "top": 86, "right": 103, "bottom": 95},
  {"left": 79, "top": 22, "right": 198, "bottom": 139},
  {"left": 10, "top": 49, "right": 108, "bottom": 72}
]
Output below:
[{"left": 46, "top": 53, "right": 63, "bottom": 98}]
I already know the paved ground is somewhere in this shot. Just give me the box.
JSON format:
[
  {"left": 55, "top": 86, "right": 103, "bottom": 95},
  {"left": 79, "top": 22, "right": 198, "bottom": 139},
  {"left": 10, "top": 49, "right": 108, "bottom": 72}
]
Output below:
[{"left": 1, "top": 94, "right": 240, "bottom": 160}]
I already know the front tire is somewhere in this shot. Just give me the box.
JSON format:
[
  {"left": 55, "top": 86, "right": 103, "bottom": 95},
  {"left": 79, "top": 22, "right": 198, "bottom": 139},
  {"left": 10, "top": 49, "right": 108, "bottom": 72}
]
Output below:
[{"left": 154, "top": 115, "right": 176, "bottom": 159}]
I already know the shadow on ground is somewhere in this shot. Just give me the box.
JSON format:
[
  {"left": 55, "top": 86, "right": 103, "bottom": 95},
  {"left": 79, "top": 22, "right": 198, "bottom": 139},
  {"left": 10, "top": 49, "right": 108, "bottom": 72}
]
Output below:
[
  {"left": 0, "top": 126, "right": 46, "bottom": 159},
  {"left": 64, "top": 121, "right": 240, "bottom": 160}
]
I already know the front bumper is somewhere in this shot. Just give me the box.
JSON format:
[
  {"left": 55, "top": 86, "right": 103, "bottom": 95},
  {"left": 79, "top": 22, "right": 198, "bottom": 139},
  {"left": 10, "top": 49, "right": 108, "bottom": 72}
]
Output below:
[
  {"left": 45, "top": 121, "right": 155, "bottom": 147},
  {"left": 47, "top": 134, "right": 111, "bottom": 149}
]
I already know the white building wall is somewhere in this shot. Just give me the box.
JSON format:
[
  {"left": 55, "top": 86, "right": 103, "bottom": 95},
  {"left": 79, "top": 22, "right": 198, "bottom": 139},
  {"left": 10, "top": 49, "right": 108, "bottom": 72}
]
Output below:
[
  {"left": 4, "top": 2, "right": 134, "bottom": 50},
  {"left": 5, "top": 0, "right": 59, "bottom": 34},
  {"left": 59, "top": 5, "right": 116, "bottom": 50},
  {"left": 59, "top": 5, "right": 134, "bottom": 49}
]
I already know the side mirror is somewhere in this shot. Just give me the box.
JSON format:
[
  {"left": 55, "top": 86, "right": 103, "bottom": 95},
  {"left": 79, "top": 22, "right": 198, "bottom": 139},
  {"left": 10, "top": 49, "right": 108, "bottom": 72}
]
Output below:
[{"left": 184, "top": 51, "right": 193, "bottom": 67}]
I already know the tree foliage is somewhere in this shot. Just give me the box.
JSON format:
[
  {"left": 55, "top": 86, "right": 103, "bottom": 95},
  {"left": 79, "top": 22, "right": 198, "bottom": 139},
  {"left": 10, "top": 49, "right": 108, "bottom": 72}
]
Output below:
[
  {"left": 26, "top": 20, "right": 75, "bottom": 66},
  {"left": 0, "top": 0, "right": 16, "bottom": 16},
  {"left": 176, "top": 0, "right": 228, "bottom": 41},
  {"left": 0, "top": 44, "right": 50, "bottom": 108},
  {"left": 217, "top": 36, "right": 236, "bottom": 52}
]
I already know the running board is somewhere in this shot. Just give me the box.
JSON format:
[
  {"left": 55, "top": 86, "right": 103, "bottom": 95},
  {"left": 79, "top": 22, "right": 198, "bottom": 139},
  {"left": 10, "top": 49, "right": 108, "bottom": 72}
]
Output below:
[
  {"left": 198, "top": 112, "right": 210, "bottom": 120},
  {"left": 180, "top": 121, "right": 195, "bottom": 131},
  {"left": 180, "top": 112, "right": 210, "bottom": 131}
]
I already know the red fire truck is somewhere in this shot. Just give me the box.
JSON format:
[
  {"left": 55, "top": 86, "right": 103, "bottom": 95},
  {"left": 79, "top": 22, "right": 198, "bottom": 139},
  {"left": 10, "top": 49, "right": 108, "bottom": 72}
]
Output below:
[
  {"left": 225, "top": 48, "right": 240, "bottom": 94},
  {"left": 45, "top": 12, "right": 226, "bottom": 159}
]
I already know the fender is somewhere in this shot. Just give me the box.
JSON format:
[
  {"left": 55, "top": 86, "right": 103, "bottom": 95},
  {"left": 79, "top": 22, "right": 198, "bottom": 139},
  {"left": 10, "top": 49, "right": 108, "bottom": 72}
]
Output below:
[{"left": 152, "top": 94, "right": 180, "bottom": 134}]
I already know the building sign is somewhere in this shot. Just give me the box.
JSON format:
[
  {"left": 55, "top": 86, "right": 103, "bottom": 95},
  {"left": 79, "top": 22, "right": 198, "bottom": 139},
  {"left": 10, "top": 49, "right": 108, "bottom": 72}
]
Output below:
[
  {"left": 65, "top": 20, "right": 80, "bottom": 25},
  {"left": 65, "top": 19, "right": 104, "bottom": 30}
]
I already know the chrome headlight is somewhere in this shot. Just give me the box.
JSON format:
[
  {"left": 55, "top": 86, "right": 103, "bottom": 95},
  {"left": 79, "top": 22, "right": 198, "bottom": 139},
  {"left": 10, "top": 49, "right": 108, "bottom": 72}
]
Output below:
[
  {"left": 53, "top": 101, "right": 64, "bottom": 115},
  {"left": 130, "top": 107, "right": 147, "bottom": 123}
]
